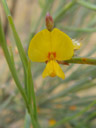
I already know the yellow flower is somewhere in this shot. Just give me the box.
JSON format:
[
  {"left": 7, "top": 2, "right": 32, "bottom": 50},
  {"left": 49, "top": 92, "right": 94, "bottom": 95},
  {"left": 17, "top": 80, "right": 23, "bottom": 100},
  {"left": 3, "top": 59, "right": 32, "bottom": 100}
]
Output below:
[{"left": 28, "top": 28, "right": 74, "bottom": 79}]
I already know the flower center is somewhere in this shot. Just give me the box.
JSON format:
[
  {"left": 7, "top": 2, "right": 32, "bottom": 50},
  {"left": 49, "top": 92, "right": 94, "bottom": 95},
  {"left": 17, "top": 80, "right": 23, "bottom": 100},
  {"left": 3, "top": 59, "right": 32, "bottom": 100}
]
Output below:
[{"left": 48, "top": 52, "right": 56, "bottom": 60}]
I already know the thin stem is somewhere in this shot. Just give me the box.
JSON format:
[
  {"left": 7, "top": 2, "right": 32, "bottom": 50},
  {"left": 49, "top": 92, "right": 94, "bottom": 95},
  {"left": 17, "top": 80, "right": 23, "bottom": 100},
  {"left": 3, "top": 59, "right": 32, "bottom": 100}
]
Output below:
[
  {"left": 1, "top": 1, "right": 40, "bottom": 127},
  {"left": 28, "top": 106, "right": 41, "bottom": 128},
  {"left": 27, "top": 60, "right": 33, "bottom": 104},
  {"left": 27, "top": 60, "right": 41, "bottom": 127},
  {"left": 58, "top": 57, "right": 96, "bottom": 65},
  {"left": 0, "top": 18, "right": 38, "bottom": 128},
  {"left": 31, "top": 80, "right": 38, "bottom": 121},
  {"left": 27, "top": 106, "right": 39, "bottom": 128},
  {"left": 24, "top": 111, "right": 31, "bottom": 128},
  {"left": 1, "top": 0, "right": 28, "bottom": 72},
  {"left": 27, "top": 60, "right": 38, "bottom": 121},
  {"left": 4, "top": 0, "right": 17, "bottom": 36},
  {"left": 0, "top": 18, "right": 28, "bottom": 111},
  {"left": 1, "top": 0, "right": 28, "bottom": 98},
  {"left": 9, "top": 46, "right": 15, "bottom": 65}
]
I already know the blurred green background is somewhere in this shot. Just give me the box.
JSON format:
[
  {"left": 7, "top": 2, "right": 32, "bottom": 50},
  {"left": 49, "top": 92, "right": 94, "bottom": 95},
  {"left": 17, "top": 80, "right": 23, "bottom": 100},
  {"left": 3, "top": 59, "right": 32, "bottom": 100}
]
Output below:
[{"left": 0, "top": 0, "right": 96, "bottom": 128}]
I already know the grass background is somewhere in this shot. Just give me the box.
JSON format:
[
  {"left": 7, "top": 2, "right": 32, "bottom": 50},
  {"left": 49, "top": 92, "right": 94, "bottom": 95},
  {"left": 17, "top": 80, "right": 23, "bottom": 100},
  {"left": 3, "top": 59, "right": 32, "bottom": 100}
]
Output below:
[{"left": 0, "top": 0, "right": 96, "bottom": 128}]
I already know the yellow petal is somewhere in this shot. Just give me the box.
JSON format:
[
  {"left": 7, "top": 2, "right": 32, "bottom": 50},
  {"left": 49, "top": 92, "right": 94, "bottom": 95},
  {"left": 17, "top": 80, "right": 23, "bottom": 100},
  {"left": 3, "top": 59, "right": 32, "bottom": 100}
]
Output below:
[
  {"left": 72, "top": 39, "right": 81, "bottom": 50},
  {"left": 28, "top": 28, "right": 74, "bottom": 62},
  {"left": 28, "top": 29, "right": 51, "bottom": 62},
  {"left": 42, "top": 60, "right": 65, "bottom": 79},
  {"left": 51, "top": 28, "right": 74, "bottom": 60}
]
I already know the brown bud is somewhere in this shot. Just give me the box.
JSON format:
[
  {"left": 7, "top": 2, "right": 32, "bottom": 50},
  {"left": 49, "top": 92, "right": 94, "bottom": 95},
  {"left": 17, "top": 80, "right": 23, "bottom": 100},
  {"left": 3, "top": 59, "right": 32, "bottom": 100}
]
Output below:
[{"left": 45, "top": 12, "right": 54, "bottom": 31}]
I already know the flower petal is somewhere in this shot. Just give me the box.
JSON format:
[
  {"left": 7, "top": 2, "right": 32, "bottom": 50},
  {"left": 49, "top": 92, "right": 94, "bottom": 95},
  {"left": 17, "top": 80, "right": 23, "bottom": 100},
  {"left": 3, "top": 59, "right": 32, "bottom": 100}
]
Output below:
[
  {"left": 51, "top": 28, "right": 74, "bottom": 60},
  {"left": 42, "top": 60, "right": 65, "bottom": 79},
  {"left": 28, "top": 29, "right": 51, "bottom": 62}
]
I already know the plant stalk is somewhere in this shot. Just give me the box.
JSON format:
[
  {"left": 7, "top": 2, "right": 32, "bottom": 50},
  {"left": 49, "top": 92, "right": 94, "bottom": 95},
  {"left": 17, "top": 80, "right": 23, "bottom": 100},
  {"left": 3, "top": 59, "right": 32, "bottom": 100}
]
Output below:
[{"left": 58, "top": 57, "right": 96, "bottom": 65}]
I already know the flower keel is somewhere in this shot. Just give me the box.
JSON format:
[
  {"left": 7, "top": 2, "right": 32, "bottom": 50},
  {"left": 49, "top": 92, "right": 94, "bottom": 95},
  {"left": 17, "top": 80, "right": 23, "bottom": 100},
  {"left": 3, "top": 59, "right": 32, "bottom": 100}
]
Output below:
[{"left": 42, "top": 60, "right": 65, "bottom": 79}]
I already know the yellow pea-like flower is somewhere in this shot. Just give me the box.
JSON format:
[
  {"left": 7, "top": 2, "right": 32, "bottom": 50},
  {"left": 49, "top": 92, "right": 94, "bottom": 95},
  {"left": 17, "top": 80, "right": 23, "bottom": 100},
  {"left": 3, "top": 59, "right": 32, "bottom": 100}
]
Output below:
[{"left": 28, "top": 28, "right": 74, "bottom": 79}]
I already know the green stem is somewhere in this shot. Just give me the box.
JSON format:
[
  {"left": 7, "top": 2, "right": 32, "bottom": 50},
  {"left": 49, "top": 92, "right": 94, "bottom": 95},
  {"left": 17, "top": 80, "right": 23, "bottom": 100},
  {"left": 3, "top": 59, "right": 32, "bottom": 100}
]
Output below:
[
  {"left": 58, "top": 57, "right": 96, "bottom": 65},
  {"left": 27, "top": 60, "right": 41, "bottom": 127},
  {"left": 1, "top": 1, "right": 40, "bottom": 127},
  {"left": 1, "top": 0, "right": 28, "bottom": 99},
  {"left": 0, "top": 18, "right": 38, "bottom": 128},
  {"left": 31, "top": 80, "right": 38, "bottom": 121},
  {"left": 9, "top": 46, "right": 15, "bottom": 65},
  {"left": 24, "top": 111, "right": 31, "bottom": 128},
  {"left": 1, "top": 0, "right": 28, "bottom": 72},
  {"left": 29, "top": 106, "right": 41, "bottom": 128},
  {"left": 27, "top": 60, "right": 38, "bottom": 121},
  {"left": 0, "top": 18, "right": 28, "bottom": 111},
  {"left": 27, "top": 60, "right": 33, "bottom": 104}
]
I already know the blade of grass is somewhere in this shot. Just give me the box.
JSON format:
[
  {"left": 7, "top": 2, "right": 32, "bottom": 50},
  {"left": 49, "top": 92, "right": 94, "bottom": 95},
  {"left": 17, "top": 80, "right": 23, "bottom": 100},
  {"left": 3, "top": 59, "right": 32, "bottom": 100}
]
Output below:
[
  {"left": 1, "top": 0, "right": 28, "bottom": 72},
  {"left": 27, "top": 60, "right": 33, "bottom": 104},
  {"left": 24, "top": 111, "right": 31, "bottom": 128},
  {"left": 0, "top": 18, "right": 39, "bottom": 128},
  {"left": 0, "top": 18, "right": 28, "bottom": 109},
  {"left": 27, "top": 60, "right": 40, "bottom": 127}
]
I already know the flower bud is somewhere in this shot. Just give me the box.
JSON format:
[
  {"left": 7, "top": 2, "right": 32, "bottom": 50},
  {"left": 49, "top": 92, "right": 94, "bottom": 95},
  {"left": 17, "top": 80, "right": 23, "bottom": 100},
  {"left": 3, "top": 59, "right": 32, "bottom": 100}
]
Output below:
[{"left": 45, "top": 12, "right": 54, "bottom": 31}]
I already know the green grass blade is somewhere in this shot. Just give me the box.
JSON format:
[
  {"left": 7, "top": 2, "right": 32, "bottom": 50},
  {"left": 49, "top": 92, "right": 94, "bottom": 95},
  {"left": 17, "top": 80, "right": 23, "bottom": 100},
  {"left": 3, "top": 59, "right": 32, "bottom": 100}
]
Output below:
[
  {"left": 0, "top": 18, "right": 28, "bottom": 109},
  {"left": 1, "top": 0, "right": 28, "bottom": 72},
  {"left": 24, "top": 111, "right": 31, "bottom": 128}
]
